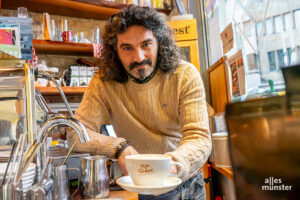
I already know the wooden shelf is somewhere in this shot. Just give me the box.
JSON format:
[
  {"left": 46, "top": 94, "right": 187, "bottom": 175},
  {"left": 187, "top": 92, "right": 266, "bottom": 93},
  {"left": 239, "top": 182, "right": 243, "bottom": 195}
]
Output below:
[
  {"left": 36, "top": 86, "right": 86, "bottom": 95},
  {"left": 211, "top": 162, "right": 233, "bottom": 180},
  {"left": 1, "top": 0, "right": 171, "bottom": 20},
  {"left": 1, "top": 0, "right": 119, "bottom": 20},
  {"left": 72, "top": 0, "right": 171, "bottom": 15},
  {"left": 33, "top": 40, "right": 93, "bottom": 56}
]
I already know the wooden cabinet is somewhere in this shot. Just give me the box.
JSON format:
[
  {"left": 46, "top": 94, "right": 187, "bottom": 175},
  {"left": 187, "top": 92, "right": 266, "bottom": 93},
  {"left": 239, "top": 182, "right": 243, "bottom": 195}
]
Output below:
[{"left": 208, "top": 57, "right": 231, "bottom": 113}]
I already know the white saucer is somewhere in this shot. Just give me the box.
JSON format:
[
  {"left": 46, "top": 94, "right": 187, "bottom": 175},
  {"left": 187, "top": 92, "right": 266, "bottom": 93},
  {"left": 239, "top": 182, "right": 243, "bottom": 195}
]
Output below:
[
  {"left": 21, "top": 173, "right": 35, "bottom": 182},
  {"left": 116, "top": 176, "right": 182, "bottom": 195},
  {"left": 0, "top": 162, "right": 36, "bottom": 175}
]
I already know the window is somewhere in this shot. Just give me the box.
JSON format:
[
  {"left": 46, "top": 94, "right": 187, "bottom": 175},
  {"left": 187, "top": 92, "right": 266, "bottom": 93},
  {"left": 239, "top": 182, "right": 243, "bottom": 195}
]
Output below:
[
  {"left": 294, "top": 9, "right": 300, "bottom": 28},
  {"left": 268, "top": 51, "right": 276, "bottom": 71},
  {"left": 287, "top": 48, "right": 292, "bottom": 65},
  {"left": 298, "top": 46, "right": 300, "bottom": 63},
  {"left": 204, "top": 0, "right": 300, "bottom": 93},
  {"left": 256, "top": 21, "right": 263, "bottom": 36},
  {"left": 243, "top": 20, "right": 253, "bottom": 37},
  {"left": 265, "top": 18, "right": 273, "bottom": 35},
  {"left": 277, "top": 49, "right": 285, "bottom": 67},
  {"left": 274, "top": 15, "right": 283, "bottom": 33},
  {"left": 283, "top": 12, "right": 293, "bottom": 30},
  {"left": 247, "top": 54, "right": 259, "bottom": 70}
]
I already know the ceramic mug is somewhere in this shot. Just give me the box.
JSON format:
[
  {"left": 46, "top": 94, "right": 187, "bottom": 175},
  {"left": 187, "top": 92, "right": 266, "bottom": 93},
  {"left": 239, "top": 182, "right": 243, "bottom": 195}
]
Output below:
[
  {"left": 125, "top": 154, "right": 183, "bottom": 187},
  {"left": 61, "top": 31, "right": 73, "bottom": 42}
]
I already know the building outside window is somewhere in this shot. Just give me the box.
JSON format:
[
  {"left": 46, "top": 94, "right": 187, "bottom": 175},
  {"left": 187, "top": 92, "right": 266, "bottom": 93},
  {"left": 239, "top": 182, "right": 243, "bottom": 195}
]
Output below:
[
  {"left": 294, "top": 9, "right": 300, "bottom": 28},
  {"left": 265, "top": 18, "right": 273, "bottom": 35},
  {"left": 268, "top": 51, "right": 276, "bottom": 72},
  {"left": 203, "top": 0, "right": 300, "bottom": 93},
  {"left": 283, "top": 12, "right": 293, "bottom": 30},
  {"left": 256, "top": 21, "right": 263, "bottom": 36},
  {"left": 274, "top": 15, "right": 283, "bottom": 33},
  {"left": 247, "top": 54, "right": 259, "bottom": 70},
  {"left": 243, "top": 20, "right": 253, "bottom": 37},
  {"left": 277, "top": 49, "right": 285, "bottom": 67},
  {"left": 298, "top": 46, "right": 300, "bottom": 63},
  {"left": 287, "top": 48, "right": 292, "bottom": 66}
]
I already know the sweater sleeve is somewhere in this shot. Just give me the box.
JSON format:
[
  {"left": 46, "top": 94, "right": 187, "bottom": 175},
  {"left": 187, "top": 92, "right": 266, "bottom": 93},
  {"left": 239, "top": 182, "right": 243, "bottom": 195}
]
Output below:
[
  {"left": 166, "top": 64, "right": 212, "bottom": 181},
  {"left": 68, "top": 74, "right": 126, "bottom": 158}
]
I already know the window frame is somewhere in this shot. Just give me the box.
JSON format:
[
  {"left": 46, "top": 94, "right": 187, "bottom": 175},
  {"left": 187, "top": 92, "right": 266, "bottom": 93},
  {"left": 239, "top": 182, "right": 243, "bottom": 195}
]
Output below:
[{"left": 267, "top": 51, "right": 276, "bottom": 72}]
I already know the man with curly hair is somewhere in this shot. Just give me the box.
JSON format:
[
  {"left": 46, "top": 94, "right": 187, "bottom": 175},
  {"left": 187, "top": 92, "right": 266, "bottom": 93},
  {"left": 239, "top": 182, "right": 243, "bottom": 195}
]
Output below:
[{"left": 68, "top": 5, "right": 211, "bottom": 200}]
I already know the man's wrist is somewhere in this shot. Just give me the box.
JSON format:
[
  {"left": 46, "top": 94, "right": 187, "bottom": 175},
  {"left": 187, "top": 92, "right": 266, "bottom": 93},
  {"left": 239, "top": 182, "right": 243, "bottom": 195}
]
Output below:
[{"left": 114, "top": 140, "right": 131, "bottom": 159}]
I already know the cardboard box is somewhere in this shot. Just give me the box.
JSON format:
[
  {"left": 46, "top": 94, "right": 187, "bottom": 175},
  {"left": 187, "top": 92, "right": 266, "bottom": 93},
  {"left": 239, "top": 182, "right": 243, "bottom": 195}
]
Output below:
[
  {"left": 79, "top": 66, "right": 88, "bottom": 87},
  {"left": 70, "top": 66, "right": 79, "bottom": 87}
]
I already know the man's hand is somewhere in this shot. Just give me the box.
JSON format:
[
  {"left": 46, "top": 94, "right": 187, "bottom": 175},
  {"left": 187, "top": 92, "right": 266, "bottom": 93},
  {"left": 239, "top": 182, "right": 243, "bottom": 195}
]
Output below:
[{"left": 118, "top": 146, "right": 139, "bottom": 175}]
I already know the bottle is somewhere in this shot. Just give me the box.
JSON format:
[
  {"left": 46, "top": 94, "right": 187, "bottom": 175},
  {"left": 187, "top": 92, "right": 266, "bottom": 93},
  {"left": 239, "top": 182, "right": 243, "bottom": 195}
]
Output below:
[
  {"left": 92, "top": 26, "right": 100, "bottom": 44},
  {"left": 63, "top": 19, "right": 68, "bottom": 32},
  {"left": 36, "top": 60, "right": 49, "bottom": 87},
  {"left": 267, "top": 79, "right": 277, "bottom": 96},
  {"left": 62, "top": 19, "right": 73, "bottom": 42}
]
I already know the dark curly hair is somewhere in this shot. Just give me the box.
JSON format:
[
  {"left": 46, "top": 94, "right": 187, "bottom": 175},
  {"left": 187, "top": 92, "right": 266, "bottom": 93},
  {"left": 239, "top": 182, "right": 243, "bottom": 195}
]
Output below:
[{"left": 98, "top": 5, "right": 181, "bottom": 83}]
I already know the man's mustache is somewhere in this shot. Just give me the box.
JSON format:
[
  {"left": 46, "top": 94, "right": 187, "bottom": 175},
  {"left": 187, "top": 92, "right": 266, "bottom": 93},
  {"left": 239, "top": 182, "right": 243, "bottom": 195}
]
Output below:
[{"left": 129, "top": 59, "right": 152, "bottom": 70}]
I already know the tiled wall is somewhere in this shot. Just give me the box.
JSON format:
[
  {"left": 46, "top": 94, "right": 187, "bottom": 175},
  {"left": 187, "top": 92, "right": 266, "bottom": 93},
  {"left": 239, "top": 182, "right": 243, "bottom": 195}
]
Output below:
[{"left": 37, "top": 54, "right": 95, "bottom": 72}]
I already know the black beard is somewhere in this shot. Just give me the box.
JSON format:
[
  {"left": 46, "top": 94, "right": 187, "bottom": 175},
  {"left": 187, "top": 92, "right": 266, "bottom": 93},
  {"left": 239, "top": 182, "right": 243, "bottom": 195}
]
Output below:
[
  {"left": 127, "top": 65, "right": 158, "bottom": 84},
  {"left": 138, "top": 68, "right": 146, "bottom": 80},
  {"left": 129, "top": 59, "right": 152, "bottom": 70}
]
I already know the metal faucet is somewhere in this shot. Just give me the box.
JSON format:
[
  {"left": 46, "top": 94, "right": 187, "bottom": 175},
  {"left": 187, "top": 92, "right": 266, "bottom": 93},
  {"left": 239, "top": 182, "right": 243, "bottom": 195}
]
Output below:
[
  {"left": 35, "top": 69, "right": 91, "bottom": 181},
  {"left": 36, "top": 115, "right": 91, "bottom": 181},
  {"left": 37, "top": 115, "right": 90, "bottom": 143}
]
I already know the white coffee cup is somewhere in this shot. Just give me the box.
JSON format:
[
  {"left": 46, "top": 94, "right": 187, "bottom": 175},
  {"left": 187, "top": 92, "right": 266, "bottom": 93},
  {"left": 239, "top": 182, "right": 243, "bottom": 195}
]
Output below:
[{"left": 125, "top": 154, "right": 183, "bottom": 187}]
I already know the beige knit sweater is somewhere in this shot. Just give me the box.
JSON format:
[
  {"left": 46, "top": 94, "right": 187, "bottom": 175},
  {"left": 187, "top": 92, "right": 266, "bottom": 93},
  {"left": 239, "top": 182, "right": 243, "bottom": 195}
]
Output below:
[{"left": 69, "top": 60, "right": 212, "bottom": 181}]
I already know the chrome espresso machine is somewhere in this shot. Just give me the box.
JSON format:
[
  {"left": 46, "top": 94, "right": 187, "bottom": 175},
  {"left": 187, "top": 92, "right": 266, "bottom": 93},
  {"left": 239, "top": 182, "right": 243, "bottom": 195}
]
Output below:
[
  {"left": 0, "top": 62, "right": 91, "bottom": 200},
  {"left": 0, "top": 62, "right": 37, "bottom": 199},
  {"left": 0, "top": 63, "right": 36, "bottom": 147}
]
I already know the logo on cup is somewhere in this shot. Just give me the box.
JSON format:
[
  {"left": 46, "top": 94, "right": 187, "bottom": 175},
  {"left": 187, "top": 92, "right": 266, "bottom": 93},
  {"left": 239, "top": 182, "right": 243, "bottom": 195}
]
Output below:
[
  {"left": 62, "top": 31, "right": 73, "bottom": 42},
  {"left": 138, "top": 164, "right": 154, "bottom": 175}
]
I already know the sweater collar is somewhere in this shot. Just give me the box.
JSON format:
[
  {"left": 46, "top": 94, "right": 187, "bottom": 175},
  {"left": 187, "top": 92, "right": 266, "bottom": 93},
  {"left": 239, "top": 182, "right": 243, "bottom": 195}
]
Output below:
[
  {"left": 127, "top": 65, "right": 158, "bottom": 84},
  {"left": 126, "top": 68, "right": 163, "bottom": 91}
]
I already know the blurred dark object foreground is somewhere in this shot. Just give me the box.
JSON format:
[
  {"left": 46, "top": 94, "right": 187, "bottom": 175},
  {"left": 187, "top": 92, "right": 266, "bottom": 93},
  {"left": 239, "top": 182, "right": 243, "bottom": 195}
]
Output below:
[{"left": 225, "top": 65, "right": 300, "bottom": 200}]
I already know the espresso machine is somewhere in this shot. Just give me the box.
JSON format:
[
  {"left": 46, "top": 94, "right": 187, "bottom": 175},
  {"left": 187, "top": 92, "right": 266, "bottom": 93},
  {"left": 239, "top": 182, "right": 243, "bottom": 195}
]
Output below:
[
  {"left": 0, "top": 62, "right": 36, "bottom": 147},
  {"left": 0, "top": 62, "right": 37, "bottom": 199},
  {"left": 0, "top": 62, "right": 92, "bottom": 199},
  {"left": 225, "top": 65, "right": 300, "bottom": 200}
]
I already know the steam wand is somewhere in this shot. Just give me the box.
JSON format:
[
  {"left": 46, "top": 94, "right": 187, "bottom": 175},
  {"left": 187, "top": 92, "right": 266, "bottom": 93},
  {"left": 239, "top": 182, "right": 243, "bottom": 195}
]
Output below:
[{"left": 35, "top": 69, "right": 74, "bottom": 118}]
